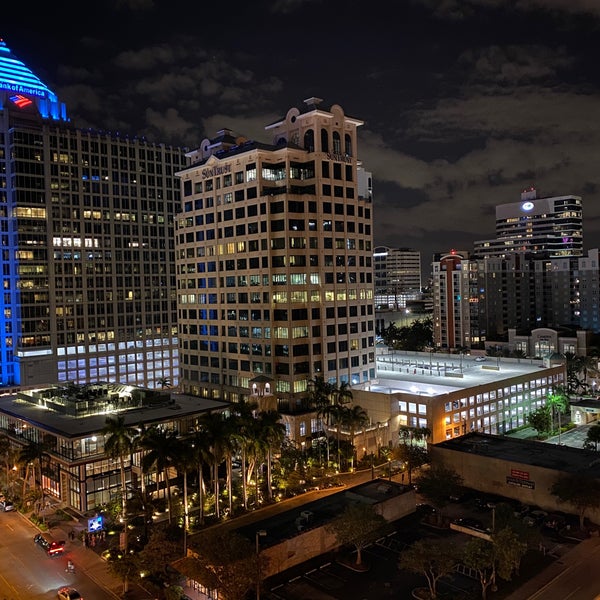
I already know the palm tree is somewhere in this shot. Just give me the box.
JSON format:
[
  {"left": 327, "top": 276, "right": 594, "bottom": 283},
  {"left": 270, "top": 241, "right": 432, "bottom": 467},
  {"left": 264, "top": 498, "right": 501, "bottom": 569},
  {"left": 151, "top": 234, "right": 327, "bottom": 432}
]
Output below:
[
  {"left": 330, "top": 403, "right": 348, "bottom": 470},
  {"left": 156, "top": 376, "right": 171, "bottom": 389},
  {"left": 229, "top": 399, "right": 259, "bottom": 510},
  {"left": 139, "top": 426, "right": 180, "bottom": 523},
  {"left": 0, "top": 435, "right": 18, "bottom": 496},
  {"left": 132, "top": 422, "right": 148, "bottom": 497},
  {"left": 329, "top": 381, "right": 353, "bottom": 470},
  {"left": 344, "top": 405, "right": 369, "bottom": 470},
  {"left": 221, "top": 414, "right": 239, "bottom": 515},
  {"left": 256, "top": 410, "right": 285, "bottom": 501},
  {"left": 102, "top": 416, "right": 135, "bottom": 566},
  {"left": 398, "top": 426, "right": 432, "bottom": 447},
  {"left": 334, "top": 381, "right": 353, "bottom": 406},
  {"left": 18, "top": 440, "right": 49, "bottom": 506},
  {"left": 186, "top": 427, "right": 212, "bottom": 525},
  {"left": 308, "top": 376, "right": 336, "bottom": 466},
  {"left": 547, "top": 385, "right": 569, "bottom": 437},
  {"left": 171, "top": 438, "right": 195, "bottom": 538},
  {"left": 198, "top": 411, "right": 229, "bottom": 519}
]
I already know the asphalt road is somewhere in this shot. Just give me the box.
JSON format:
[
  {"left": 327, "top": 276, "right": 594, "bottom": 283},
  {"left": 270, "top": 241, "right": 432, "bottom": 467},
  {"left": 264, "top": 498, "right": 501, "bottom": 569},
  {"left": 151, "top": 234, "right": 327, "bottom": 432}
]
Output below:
[{"left": 0, "top": 509, "right": 118, "bottom": 600}]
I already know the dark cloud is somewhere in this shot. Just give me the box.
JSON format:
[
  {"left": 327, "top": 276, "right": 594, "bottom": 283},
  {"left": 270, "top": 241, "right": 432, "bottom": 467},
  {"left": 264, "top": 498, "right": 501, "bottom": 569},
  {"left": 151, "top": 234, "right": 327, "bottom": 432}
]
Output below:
[{"left": 4, "top": 0, "right": 600, "bottom": 268}]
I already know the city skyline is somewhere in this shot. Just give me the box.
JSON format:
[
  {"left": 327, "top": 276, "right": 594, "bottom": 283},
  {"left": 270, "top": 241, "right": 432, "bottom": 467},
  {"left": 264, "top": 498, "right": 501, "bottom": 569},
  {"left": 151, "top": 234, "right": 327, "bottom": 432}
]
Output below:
[{"left": 4, "top": 0, "right": 600, "bottom": 266}]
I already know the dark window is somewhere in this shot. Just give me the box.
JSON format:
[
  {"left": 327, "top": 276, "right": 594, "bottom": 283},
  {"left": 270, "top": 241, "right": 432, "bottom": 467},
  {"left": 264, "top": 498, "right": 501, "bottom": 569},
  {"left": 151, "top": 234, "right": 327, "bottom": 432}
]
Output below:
[
  {"left": 320, "top": 129, "right": 329, "bottom": 153},
  {"left": 304, "top": 129, "right": 315, "bottom": 152}
]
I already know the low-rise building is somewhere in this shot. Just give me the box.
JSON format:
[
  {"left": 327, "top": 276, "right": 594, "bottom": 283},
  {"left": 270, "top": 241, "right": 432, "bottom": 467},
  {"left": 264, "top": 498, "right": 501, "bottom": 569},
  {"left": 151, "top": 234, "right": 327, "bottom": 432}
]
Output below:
[
  {"left": 175, "top": 478, "right": 414, "bottom": 597},
  {"left": 0, "top": 383, "right": 229, "bottom": 513},
  {"left": 431, "top": 432, "right": 600, "bottom": 523},
  {"left": 348, "top": 350, "right": 566, "bottom": 448}
]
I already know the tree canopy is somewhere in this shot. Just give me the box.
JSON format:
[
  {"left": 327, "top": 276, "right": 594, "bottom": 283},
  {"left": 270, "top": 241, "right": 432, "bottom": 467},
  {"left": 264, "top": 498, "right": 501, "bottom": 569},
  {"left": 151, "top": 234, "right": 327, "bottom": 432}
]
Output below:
[
  {"left": 381, "top": 318, "right": 433, "bottom": 351},
  {"left": 325, "top": 502, "right": 388, "bottom": 566},
  {"left": 550, "top": 473, "right": 600, "bottom": 529},
  {"left": 462, "top": 527, "right": 527, "bottom": 600},
  {"left": 526, "top": 406, "right": 551, "bottom": 436},
  {"left": 186, "top": 529, "right": 258, "bottom": 600},
  {"left": 583, "top": 424, "right": 600, "bottom": 451},
  {"left": 414, "top": 465, "right": 463, "bottom": 525},
  {"left": 399, "top": 539, "right": 458, "bottom": 599}
]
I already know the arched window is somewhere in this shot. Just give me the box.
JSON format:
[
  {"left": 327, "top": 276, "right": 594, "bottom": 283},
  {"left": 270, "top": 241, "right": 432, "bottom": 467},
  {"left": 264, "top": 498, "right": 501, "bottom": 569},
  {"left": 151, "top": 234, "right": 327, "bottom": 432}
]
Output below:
[
  {"left": 344, "top": 134, "right": 352, "bottom": 156},
  {"left": 333, "top": 131, "right": 341, "bottom": 153},
  {"left": 320, "top": 128, "right": 329, "bottom": 153},
  {"left": 304, "top": 129, "right": 314, "bottom": 152}
]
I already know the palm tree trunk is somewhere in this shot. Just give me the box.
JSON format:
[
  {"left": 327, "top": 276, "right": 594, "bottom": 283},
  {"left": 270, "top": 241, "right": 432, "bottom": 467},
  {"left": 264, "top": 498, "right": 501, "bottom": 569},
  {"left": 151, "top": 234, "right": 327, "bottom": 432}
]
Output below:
[
  {"left": 22, "top": 463, "right": 31, "bottom": 502},
  {"left": 164, "top": 467, "right": 172, "bottom": 523},
  {"left": 241, "top": 447, "right": 248, "bottom": 510},
  {"left": 227, "top": 457, "right": 233, "bottom": 514},
  {"left": 266, "top": 448, "right": 273, "bottom": 501},
  {"left": 213, "top": 462, "right": 220, "bottom": 519},
  {"left": 183, "top": 470, "right": 189, "bottom": 532},
  {"left": 198, "top": 464, "right": 204, "bottom": 525},
  {"left": 255, "top": 461, "right": 260, "bottom": 506},
  {"left": 119, "top": 457, "right": 129, "bottom": 593}
]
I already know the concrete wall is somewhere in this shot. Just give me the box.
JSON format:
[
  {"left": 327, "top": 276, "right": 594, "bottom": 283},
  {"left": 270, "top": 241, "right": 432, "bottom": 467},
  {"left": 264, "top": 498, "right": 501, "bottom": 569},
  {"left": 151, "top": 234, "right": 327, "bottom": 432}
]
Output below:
[
  {"left": 431, "top": 445, "right": 600, "bottom": 524},
  {"left": 260, "top": 488, "right": 416, "bottom": 578}
]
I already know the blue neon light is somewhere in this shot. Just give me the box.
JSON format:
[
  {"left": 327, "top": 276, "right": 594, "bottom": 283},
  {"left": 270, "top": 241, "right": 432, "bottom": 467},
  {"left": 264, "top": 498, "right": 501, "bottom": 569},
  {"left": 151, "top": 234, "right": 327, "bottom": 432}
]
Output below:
[{"left": 0, "top": 39, "right": 67, "bottom": 122}]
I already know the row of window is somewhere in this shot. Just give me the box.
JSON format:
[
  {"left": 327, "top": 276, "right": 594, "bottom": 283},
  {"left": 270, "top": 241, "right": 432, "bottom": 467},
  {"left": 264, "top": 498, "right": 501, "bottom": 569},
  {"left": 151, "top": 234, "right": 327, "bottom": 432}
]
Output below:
[
  {"left": 178, "top": 304, "right": 373, "bottom": 322},
  {"left": 182, "top": 158, "right": 354, "bottom": 197}
]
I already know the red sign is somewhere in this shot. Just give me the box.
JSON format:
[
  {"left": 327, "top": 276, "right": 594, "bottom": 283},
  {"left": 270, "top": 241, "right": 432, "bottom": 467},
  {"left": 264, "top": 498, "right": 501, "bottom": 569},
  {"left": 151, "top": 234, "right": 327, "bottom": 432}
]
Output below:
[{"left": 510, "top": 469, "right": 529, "bottom": 480}]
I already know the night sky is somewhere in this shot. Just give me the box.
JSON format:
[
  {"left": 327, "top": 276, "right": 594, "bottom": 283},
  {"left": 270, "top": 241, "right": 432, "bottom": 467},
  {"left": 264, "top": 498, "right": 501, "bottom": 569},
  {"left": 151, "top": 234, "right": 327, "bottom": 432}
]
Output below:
[{"left": 4, "top": 0, "right": 600, "bottom": 271}]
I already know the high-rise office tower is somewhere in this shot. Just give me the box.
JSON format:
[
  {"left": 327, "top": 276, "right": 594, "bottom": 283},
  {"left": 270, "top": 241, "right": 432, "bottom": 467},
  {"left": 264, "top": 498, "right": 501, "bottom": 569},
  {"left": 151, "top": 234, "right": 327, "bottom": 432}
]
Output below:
[
  {"left": 175, "top": 98, "right": 376, "bottom": 406},
  {"left": 0, "top": 39, "right": 184, "bottom": 388},
  {"left": 474, "top": 187, "right": 583, "bottom": 259},
  {"left": 373, "top": 246, "right": 421, "bottom": 307}
]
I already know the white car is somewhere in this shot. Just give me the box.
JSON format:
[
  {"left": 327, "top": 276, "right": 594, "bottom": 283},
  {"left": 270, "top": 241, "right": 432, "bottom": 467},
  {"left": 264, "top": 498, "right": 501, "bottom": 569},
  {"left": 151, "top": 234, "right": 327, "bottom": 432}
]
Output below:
[
  {"left": 0, "top": 500, "right": 14, "bottom": 511},
  {"left": 57, "top": 587, "right": 83, "bottom": 600},
  {"left": 474, "top": 356, "right": 487, "bottom": 362}
]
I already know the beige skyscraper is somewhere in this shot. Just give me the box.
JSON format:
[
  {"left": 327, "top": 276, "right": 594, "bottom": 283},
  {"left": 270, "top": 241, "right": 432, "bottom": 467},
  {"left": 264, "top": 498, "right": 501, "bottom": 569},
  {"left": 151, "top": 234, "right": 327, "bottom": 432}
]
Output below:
[{"left": 175, "top": 99, "right": 376, "bottom": 413}]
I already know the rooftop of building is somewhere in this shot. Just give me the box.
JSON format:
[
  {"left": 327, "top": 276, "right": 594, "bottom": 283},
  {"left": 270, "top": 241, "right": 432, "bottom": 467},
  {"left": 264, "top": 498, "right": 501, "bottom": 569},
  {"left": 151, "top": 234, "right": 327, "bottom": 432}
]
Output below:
[
  {"left": 434, "top": 432, "right": 600, "bottom": 478},
  {"left": 0, "top": 384, "right": 230, "bottom": 438},
  {"left": 362, "top": 349, "right": 559, "bottom": 398},
  {"left": 189, "top": 478, "right": 409, "bottom": 550}
]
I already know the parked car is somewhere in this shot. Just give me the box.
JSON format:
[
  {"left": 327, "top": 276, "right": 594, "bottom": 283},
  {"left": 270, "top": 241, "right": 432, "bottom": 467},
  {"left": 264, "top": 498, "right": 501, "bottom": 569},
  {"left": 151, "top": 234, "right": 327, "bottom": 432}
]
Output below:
[
  {"left": 453, "top": 517, "right": 491, "bottom": 533},
  {"left": 475, "top": 356, "right": 487, "bottom": 362},
  {"left": 543, "top": 512, "right": 568, "bottom": 531},
  {"left": 474, "top": 494, "right": 503, "bottom": 510},
  {"left": 523, "top": 509, "right": 548, "bottom": 527},
  {"left": 57, "top": 587, "right": 83, "bottom": 600},
  {"left": 0, "top": 499, "right": 14, "bottom": 511},
  {"left": 449, "top": 488, "right": 472, "bottom": 503},
  {"left": 512, "top": 502, "right": 531, "bottom": 519},
  {"left": 35, "top": 533, "right": 65, "bottom": 556},
  {"left": 416, "top": 503, "right": 437, "bottom": 516}
]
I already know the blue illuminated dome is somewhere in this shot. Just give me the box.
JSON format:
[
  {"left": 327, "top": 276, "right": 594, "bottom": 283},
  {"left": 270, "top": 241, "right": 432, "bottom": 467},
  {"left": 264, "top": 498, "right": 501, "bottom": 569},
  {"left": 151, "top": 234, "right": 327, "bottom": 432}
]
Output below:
[{"left": 0, "top": 38, "right": 67, "bottom": 121}]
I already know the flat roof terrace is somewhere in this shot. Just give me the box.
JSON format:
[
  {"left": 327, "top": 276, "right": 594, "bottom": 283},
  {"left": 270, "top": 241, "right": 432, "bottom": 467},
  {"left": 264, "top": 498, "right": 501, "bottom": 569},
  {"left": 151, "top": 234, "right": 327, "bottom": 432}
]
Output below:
[
  {"left": 0, "top": 391, "right": 229, "bottom": 438},
  {"left": 359, "top": 350, "right": 554, "bottom": 398}
]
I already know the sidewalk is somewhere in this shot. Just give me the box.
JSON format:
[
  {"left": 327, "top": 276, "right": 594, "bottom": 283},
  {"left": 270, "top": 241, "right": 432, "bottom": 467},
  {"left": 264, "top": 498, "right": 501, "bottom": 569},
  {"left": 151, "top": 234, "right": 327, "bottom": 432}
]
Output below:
[
  {"left": 503, "top": 534, "right": 600, "bottom": 600},
  {"left": 28, "top": 509, "right": 154, "bottom": 600}
]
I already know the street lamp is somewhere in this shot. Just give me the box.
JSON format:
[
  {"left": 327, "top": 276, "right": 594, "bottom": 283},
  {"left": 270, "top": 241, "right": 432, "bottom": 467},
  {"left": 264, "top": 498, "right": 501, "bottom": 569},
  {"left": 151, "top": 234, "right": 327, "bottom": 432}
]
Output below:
[{"left": 255, "top": 529, "right": 267, "bottom": 600}]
